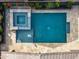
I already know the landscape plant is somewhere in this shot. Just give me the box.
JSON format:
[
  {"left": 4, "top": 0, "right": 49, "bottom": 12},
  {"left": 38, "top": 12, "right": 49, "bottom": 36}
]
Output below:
[
  {"left": 67, "top": 0, "right": 73, "bottom": 8},
  {"left": 46, "top": 2, "right": 54, "bottom": 9},
  {"left": 0, "top": 25, "right": 3, "bottom": 34},
  {"left": 0, "top": 14, "right": 3, "bottom": 23}
]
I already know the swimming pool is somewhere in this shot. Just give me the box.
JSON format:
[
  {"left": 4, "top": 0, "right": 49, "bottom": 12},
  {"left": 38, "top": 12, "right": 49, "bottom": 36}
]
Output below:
[{"left": 16, "top": 12, "right": 67, "bottom": 43}]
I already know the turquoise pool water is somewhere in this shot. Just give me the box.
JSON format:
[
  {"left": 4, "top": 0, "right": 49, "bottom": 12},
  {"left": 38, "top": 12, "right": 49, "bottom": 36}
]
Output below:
[{"left": 16, "top": 13, "right": 67, "bottom": 43}]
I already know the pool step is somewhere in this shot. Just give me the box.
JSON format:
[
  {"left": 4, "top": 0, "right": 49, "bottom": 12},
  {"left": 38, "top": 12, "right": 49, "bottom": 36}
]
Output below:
[{"left": 66, "top": 22, "right": 70, "bottom": 33}]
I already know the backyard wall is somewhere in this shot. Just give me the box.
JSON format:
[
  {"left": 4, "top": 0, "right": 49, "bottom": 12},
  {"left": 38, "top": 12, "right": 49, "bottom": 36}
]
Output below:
[{"left": 1, "top": 51, "right": 79, "bottom": 59}]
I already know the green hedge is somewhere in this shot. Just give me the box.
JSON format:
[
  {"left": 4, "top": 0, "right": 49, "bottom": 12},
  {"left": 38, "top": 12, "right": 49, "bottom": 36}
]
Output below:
[
  {"left": 28, "top": 2, "right": 73, "bottom": 9},
  {"left": 0, "top": 2, "right": 73, "bottom": 9}
]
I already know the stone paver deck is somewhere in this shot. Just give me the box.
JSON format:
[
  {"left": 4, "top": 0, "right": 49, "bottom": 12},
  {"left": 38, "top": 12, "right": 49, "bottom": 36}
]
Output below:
[{"left": 1, "top": 5, "right": 78, "bottom": 53}]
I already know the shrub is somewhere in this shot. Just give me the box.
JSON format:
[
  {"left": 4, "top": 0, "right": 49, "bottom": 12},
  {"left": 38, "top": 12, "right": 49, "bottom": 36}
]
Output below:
[
  {"left": 67, "top": 0, "right": 73, "bottom": 8},
  {"left": 28, "top": 2, "right": 35, "bottom": 8},
  {"left": 0, "top": 26, "right": 3, "bottom": 33},
  {"left": 0, "top": 14, "right": 3, "bottom": 22},
  {"left": 34, "top": 2, "right": 42, "bottom": 9},
  {"left": 46, "top": 2, "right": 54, "bottom": 9},
  {"left": 55, "top": 2, "right": 61, "bottom": 8}
]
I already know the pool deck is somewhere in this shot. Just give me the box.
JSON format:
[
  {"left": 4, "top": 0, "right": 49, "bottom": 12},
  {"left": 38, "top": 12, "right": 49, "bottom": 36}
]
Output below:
[{"left": 2, "top": 5, "right": 79, "bottom": 53}]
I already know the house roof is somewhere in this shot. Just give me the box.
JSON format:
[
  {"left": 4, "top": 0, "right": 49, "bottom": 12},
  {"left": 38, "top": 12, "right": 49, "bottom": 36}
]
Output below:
[{"left": 0, "top": 0, "right": 79, "bottom": 2}]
